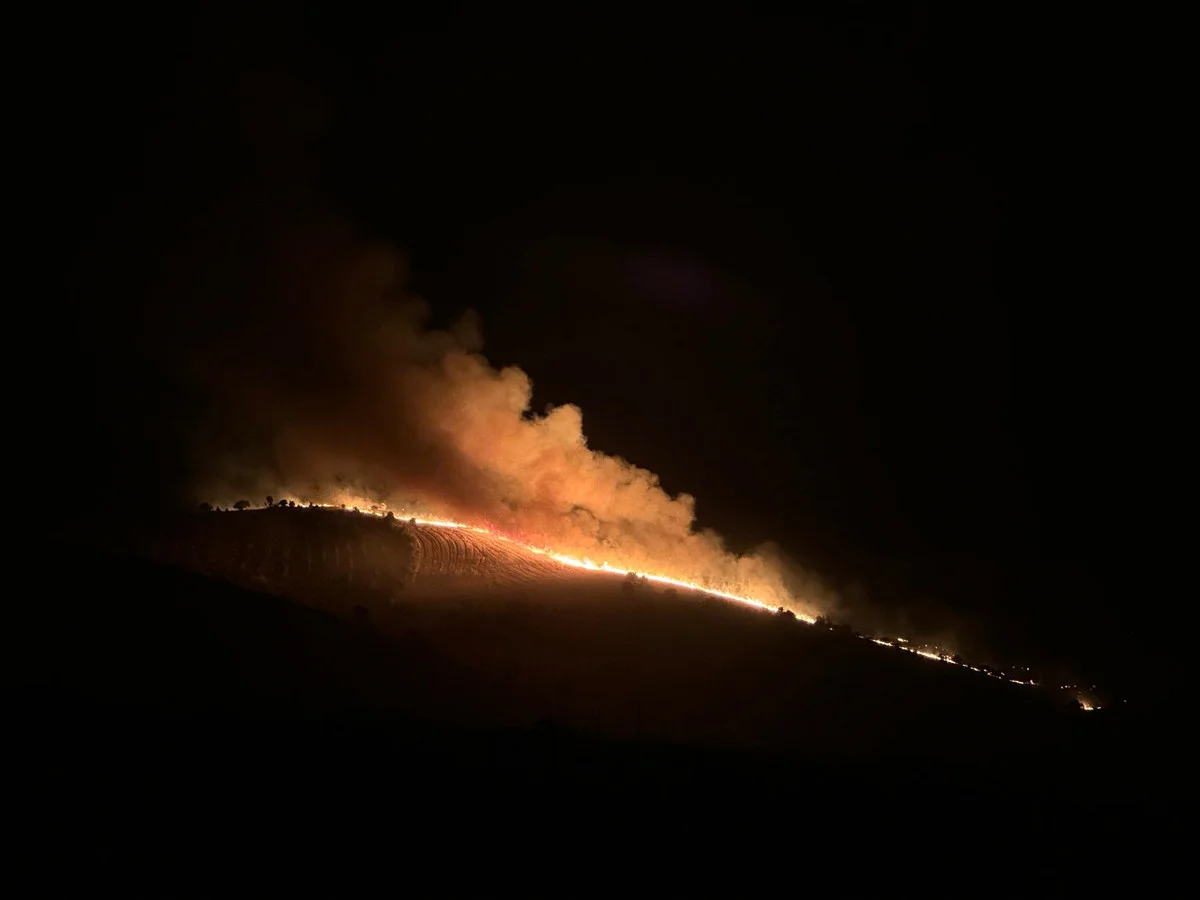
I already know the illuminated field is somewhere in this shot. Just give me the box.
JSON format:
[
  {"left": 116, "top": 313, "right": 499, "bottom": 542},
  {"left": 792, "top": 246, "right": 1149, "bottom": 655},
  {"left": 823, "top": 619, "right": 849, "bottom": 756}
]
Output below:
[{"left": 155, "top": 497, "right": 1098, "bottom": 711}]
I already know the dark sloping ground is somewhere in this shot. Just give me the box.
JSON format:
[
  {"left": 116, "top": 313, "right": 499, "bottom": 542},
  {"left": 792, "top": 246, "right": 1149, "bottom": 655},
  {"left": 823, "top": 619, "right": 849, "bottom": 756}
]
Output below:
[
  {"left": 104, "top": 509, "right": 1082, "bottom": 753},
  {"left": 8, "top": 531, "right": 1182, "bottom": 889}
]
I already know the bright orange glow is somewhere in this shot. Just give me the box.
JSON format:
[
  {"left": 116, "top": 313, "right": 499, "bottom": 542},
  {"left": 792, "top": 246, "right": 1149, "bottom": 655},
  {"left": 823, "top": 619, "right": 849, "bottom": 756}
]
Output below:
[{"left": 230, "top": 496, "right": 1048, "bottom": 692}]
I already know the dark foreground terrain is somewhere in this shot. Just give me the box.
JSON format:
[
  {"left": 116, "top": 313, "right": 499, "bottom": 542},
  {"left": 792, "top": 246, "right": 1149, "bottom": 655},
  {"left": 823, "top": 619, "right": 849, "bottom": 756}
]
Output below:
[{"left": 8, "top": 533, "right": 1183, "bottom": 890}]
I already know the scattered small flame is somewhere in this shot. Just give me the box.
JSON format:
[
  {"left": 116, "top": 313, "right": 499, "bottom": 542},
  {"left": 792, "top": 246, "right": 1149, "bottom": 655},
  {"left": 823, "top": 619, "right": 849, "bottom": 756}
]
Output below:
[{"left": 213, "top": 496, "right": 1087, "bottom": 697}]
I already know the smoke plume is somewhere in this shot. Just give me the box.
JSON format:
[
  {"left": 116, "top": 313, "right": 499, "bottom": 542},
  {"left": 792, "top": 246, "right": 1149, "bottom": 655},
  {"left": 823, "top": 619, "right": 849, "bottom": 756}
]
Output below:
[
  {"left": 175, "top": 214, "right": 825, "bottom": 614},
  {"left": 56, "top": 51, "right": 836, "bottom": 618}
]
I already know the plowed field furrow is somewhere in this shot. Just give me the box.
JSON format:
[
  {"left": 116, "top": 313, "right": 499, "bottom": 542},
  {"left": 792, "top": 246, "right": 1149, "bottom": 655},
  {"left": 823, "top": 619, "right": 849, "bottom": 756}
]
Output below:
[
  {"left": 405, "top": 525, "right": 568, "bottom": 586},
  {"left": 138, "top": 508, "right": 601, "bottom": 612}
]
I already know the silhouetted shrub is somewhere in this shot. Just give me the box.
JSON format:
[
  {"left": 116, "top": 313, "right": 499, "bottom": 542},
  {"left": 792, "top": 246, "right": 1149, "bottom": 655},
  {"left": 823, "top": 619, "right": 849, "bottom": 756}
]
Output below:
[
  {"left": 198, "top": 502, "right": 213, "bottom": 513},
  {"left": 266, "top": 496, "right": 274, "bottom": 508},
  {"left": 233, "top": 500, "right": 251, "bottom": 511}
]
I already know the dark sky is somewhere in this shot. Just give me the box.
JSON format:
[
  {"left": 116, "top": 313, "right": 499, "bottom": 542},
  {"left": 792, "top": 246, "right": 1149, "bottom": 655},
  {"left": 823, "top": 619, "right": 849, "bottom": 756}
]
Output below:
[{"left": 43, "top": 4, "right": 1153, "bottom": 695}]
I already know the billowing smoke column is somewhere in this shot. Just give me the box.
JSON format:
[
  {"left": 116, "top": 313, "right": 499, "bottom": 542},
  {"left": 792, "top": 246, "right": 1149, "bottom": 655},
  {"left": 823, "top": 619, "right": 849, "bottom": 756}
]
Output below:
[
  {"left": 190, "top": 218, "right": 824, "bottom": 616},
  {"left": 60, "top": 52, "right": 831, "bottom": 620}
]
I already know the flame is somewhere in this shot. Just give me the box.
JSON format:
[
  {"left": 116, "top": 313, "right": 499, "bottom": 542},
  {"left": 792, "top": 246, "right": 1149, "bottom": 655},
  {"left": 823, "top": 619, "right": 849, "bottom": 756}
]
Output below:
[{"left": 218, "top": 495, "right": 1059, "bottom": 693}]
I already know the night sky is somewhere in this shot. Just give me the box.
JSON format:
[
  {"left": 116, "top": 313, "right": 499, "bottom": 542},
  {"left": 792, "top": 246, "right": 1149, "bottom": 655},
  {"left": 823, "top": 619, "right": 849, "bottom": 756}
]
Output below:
[{"left": 43, "top": 5, "right": 1153, "bottom": 697}]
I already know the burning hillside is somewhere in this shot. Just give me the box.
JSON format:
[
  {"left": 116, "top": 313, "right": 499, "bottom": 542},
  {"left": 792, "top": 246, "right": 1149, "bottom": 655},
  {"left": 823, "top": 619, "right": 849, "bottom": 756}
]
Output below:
[
  {"left": 155, "top": 215, "right": 844, "bottom": 626},
  {"left": 104, "top": 503, "right": 1083, "bottom": 752},
  {"left": 130, "top": 500, "right": 1101, "bottom": 712},
  {"left": 62, "top": 59, "right": 1101, "bottom": 715}
]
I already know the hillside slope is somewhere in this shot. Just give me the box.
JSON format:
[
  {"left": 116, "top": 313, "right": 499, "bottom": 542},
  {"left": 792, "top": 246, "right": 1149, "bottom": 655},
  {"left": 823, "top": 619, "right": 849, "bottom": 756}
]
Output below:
[
  {"left": 10, "top": 535, "right": 1178, "bottom": 886},
  {"left": 73, "top": 507, "right": 1082, "bottom": 755}
]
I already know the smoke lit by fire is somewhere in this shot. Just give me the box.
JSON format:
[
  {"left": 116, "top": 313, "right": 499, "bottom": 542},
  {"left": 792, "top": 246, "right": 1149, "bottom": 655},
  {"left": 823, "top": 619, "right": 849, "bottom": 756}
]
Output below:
[
  {"left": 186, "top": 223, "right": 836, "bottom": 624},
  {"left": 171, "top": 219, "right": 1097, "bottom": 709},
  {"left": 75, "top": 60, "right": 1099, "bottom": 712}
]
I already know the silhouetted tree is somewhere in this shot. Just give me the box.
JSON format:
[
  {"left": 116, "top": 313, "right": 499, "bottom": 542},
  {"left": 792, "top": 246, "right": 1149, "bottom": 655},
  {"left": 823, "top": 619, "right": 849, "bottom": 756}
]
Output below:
[
  {"left": 198, "top": 502, "right": 213, "bottom": 513},
  {"left": 233, "top": 500, "right": 250, "bottom": 511},
  {"left": 266, "top": 496, "right": 274, "bottom": 508},
  {"left": 288, "top": 500, "right": 296, "bottom": 507},
  {"left": 277, "top": 498, "right": 288, "bottom": 507}
]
